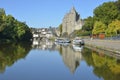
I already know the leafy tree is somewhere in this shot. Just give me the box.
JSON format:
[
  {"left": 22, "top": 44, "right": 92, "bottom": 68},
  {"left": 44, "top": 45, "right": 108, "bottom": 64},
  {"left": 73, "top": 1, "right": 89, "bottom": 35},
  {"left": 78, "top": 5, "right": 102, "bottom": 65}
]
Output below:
[
  {"left": 0, "top": 8, "right": 32, "bottom": 42},
  {"left": 115, "top": 0, "right": 120, "bottom": 20},
  {"left": 58, "top": 24, "right": 62, "bottom": 36},
  {"left": 92, "top": 21, "right": 107, "bottom": 35},
  {"left": 0, "top": 8, "right": 6, "bottom": 20},
  {"left": 0, "top": 8, "right": 6, "bottom": 32},
  {"left": 94, "top": 2, "right": 119, "bottom": 25},
  {"left": 105, "top": 20, "right": 120, "bottom": 37},
  {"left": 19, "top": 23, "right": 32, "bottom": 41},
  {"left": 1, "top": 15, "right": 16, "bottom": 40},
  {"left": 74, "top": 29, "right": 91, "bottom": 36},
  {"left": 82, "top": 16, "right": 94, "bottom": 31}
]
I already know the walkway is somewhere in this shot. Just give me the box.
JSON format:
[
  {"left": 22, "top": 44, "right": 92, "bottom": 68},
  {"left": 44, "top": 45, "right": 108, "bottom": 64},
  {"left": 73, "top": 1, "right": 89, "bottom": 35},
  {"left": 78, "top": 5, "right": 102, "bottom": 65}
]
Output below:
[{"left": 84, "top": 39, "right": 120, "bottom": 54}]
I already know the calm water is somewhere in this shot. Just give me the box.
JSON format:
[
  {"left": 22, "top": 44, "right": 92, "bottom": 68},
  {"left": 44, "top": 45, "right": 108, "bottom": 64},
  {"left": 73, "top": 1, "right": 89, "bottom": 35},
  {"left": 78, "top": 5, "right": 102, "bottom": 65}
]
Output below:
[{"left": 0, "top": 41, "right": 120, "bottom": 80}]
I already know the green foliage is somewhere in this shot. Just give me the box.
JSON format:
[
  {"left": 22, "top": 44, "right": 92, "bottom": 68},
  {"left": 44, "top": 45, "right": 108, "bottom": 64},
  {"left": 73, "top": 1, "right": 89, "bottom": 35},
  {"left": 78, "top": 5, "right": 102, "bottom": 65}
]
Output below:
[
  {"left": 75, "top": 30, "right": 91, "bottom": 36},
  {"left": 58, "top": 24, "right": 62, "bottom": 36},
  {"left": 82, "top": 16, "right": 94, "bottom": 31},
  {"left": 0, "top": 8, "right": 6, "bottom": 32},
  {"left": 94, "top": 2, "right": 119, "bottom": 25},
  {"left": 0, "top": 8, "right": 32, "bottom": 42},
  {"left": 1, "top": 15, "right": 16, "bottom": 40},
  {"left": 59, "top": 24, "right": 62, "bottom": 33},
  {"left": 105, "top": 20, "right": 120, "bottom": 37},
  {"left": 80, "top": 31, "right": 91, "bottom": 36},
  {"left": 115, "top": 0, "right": 120, "bottom": 20},
  {"left": 74, "top": 15, "right": 93, "bottom": 37},
  {"left": 92, "top": 1, "right": 120, "bottom": 37},
  {"left": 92, "top": 21, "right": 107, "bottom": 34}
]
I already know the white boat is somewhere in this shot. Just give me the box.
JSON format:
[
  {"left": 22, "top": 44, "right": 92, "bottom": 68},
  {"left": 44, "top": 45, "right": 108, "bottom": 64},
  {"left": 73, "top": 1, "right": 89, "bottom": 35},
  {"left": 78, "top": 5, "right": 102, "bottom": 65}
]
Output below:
[
  {"left": 72, "top": 37, "right": 84, "bottom": 45},
  {"left": 72, "top": 44, "right": 83, "bottom": 52},
  {"left": 55, "top": 38, "right": 71, "bottom": 43}
]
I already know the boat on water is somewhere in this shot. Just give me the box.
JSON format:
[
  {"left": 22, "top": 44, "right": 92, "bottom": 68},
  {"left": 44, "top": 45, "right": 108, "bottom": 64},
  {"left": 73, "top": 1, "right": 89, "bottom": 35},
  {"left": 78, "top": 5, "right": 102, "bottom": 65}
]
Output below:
[
  {"left": 55, "top": 38, "right": 71, "bottom": 43},
  {"left": 72, "top": 44, "right": 83, "bottom": 52},
  {"left": 72, "top": 37, "right": 84, "bottom": 45}
]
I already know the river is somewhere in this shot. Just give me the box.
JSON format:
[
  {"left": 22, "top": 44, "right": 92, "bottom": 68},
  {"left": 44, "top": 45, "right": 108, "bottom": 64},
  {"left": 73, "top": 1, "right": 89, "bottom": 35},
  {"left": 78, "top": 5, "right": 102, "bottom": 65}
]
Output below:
[{"left": 0, "top": 40, "right": 120, "bottom": 80}]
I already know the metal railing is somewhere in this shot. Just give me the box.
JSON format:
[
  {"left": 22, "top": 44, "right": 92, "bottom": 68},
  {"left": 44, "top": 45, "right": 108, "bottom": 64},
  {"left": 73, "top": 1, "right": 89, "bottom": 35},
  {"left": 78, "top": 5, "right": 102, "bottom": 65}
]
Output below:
[{"left": 105, "top": 34, "right": 120, "bottom": 40}]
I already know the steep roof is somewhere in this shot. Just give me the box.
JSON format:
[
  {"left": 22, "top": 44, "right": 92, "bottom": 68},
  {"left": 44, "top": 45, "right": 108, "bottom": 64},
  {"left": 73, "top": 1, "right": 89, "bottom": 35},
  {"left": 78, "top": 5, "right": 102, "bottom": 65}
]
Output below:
[{"left": 70, "top": 6, "right": 76, "bottom": 13}]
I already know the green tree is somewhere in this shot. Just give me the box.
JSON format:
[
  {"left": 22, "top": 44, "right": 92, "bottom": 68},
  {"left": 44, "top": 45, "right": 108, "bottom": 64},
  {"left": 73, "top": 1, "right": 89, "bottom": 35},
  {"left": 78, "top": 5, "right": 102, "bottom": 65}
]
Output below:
[
  {"left": 58, "top": 24, "right": 62, "bottom": 36},
  {"left": 105, "top": 20, "right": 120, "bottom": 37},
  {"left": 0, "top": 8, "right": 6, "bottom": 32},
  {"left": 92, "top": 21, "right": 107, "bottom": 35},
  {"left": 0, "top": 8, "right": 32, "bottom": 42},
  {"left": 115, "top": 0, "right": 120, "bottom": 20},
  {"left": 82, "top": 16, "right": 94, "bottom": 31},
  {"left": 94, "top": 2, "right": 119, "bottom": 25},
  {"left": 1, "top": 15, "right": 16, "bottom": 40}
]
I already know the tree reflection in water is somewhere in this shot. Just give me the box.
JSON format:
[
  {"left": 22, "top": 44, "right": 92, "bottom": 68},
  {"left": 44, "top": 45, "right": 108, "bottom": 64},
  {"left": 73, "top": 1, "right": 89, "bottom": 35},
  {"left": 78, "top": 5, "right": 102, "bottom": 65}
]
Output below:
[
  {"left": 32, "top": 40, "right": 120, "bottom": 80},
  {"left": 0, "top": 43, "right": 32, "bottom": 73},
  {"left": 57, "top": 43, "right": 120, "bottom": 80},
  {"left": 2, "top": 39, "right": 119, "bottom": 80},
  {"left": 82, "top": 47, "right": 120, "bottom": 80}
]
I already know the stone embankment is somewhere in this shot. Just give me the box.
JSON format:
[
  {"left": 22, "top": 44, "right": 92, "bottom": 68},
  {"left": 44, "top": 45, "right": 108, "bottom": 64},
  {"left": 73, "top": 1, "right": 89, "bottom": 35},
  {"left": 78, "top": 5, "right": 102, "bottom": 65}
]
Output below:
[{"left": 84, "top": 39, "right": 120, "bottom": 54}]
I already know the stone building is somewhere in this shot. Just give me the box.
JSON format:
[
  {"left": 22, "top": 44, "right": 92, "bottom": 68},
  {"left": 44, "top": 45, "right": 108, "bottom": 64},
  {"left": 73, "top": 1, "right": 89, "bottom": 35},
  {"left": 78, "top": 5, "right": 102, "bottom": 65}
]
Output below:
[{"left": 62, "top": 7, "right": 83, "bottom": 35}]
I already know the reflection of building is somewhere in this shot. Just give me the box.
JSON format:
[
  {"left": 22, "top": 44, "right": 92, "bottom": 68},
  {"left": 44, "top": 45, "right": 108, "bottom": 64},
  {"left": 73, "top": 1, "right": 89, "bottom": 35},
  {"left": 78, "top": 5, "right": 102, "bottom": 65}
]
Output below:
[
  {"left": 61, "top": 45, "right": 83, "bottom": 73},
  {"left": 32, "top": 39, "right": 84, "bottom": 73},
  {"left": 32, "top": 39, "right": 55, "bottom": 50},
  {"left": 46, "top": 31, "right": 53, "bottom": 38}
]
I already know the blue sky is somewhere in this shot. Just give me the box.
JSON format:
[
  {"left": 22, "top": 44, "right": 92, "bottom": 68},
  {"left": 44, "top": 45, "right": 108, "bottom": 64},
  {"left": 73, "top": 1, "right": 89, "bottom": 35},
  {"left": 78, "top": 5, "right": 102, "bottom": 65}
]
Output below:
[{"left": 0, "top": 0, "right": 116, "bottom": 28}]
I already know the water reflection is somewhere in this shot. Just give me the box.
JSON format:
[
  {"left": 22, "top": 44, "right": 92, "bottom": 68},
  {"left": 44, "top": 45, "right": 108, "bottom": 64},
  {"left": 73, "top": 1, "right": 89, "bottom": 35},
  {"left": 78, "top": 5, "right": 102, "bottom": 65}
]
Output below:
[
  {"left": 0, "top": 43, "right": 32, "bottom": 73},
  {"left": 33, "top": 40, "right": 120, "bottom": 80},
  {"left": 72, "top": 44, "right": 83, "bottom": 52},
  {"left": 82, "top": 47, "right": 120, "bottom": 80},
  {"left": 32, "top": 40, "right": 83, "bottom": 73},
  {"left": 61, "top": 45, "right": 83, "bottom": 73},
  {"left": 32, "top": 39, "right": 56, "bottom": 51},
  {"left": 35, "top": 40, "right": 120, "bottom": 80},
  {"left": 0, "top": 40, "right": 120, "bottom": 80}
]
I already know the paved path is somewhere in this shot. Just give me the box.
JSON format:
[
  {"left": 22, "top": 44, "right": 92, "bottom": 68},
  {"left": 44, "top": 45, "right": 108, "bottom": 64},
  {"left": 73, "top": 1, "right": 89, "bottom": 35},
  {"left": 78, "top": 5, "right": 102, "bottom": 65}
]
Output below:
[{"left": 84, "top": 39, "right": 120, "bottom": 54}]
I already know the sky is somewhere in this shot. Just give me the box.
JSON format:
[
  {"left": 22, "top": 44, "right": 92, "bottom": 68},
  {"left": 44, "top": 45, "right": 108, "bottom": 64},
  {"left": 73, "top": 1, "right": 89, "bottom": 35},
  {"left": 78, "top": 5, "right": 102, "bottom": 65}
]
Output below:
[{"left": 0, "top": 0, "right": 116, "bottom": 28}]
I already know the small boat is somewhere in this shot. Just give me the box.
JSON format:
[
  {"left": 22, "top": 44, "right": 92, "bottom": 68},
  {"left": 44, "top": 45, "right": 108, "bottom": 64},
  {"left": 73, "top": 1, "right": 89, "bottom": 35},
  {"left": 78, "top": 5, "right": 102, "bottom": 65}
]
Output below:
[
  {"left": 72, "top": 37, "right": 84, "bottom": 45},
  {"left": 54, "top": 41, "right": 70, "bottom": 46},
  {"left": 55, "top": 38, "right": 71, "bottom": 43},
  {"left": 72, "top": 44, "right": 83, "bottom": 52}
]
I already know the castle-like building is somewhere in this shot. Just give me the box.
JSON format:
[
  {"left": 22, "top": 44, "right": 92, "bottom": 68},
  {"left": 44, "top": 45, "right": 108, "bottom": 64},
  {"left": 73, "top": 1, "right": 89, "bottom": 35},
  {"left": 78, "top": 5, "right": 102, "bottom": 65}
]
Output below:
[{"left": 62, "top": 7, "right": 83, "bottom": 35}]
